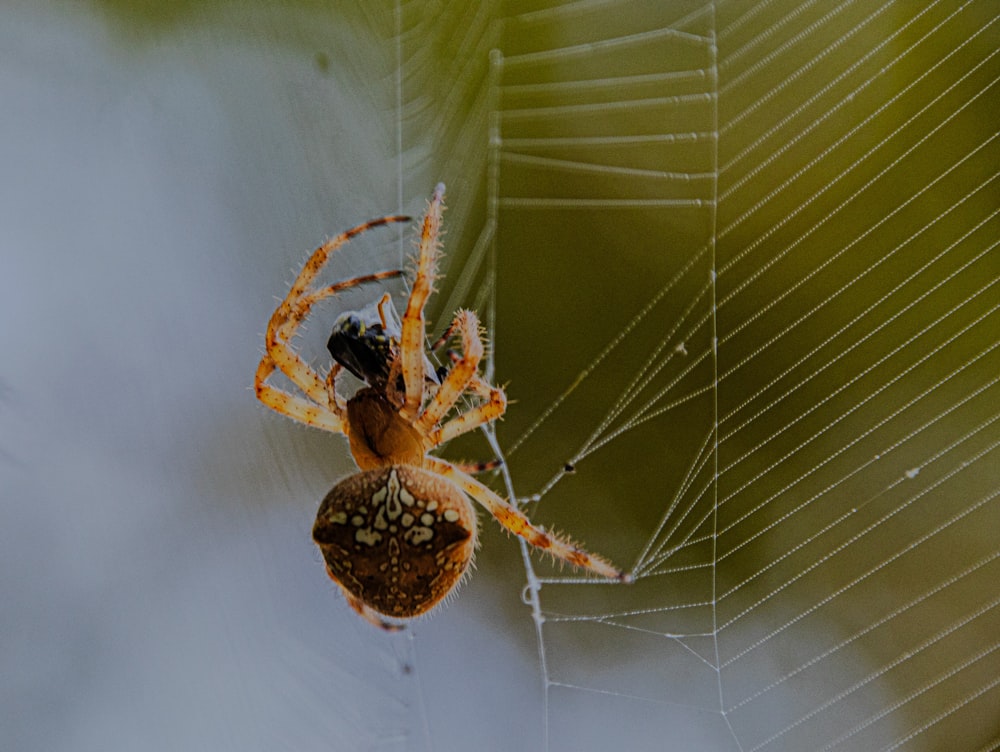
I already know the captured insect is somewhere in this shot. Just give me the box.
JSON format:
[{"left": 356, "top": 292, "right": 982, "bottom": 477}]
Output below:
[{"left": 255, "top": 184, "right": 628, "bottom": 630}]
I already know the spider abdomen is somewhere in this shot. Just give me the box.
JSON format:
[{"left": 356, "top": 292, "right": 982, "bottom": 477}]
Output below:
[{"left": 313, "top": 465, "right": 478, "bottom": 619}]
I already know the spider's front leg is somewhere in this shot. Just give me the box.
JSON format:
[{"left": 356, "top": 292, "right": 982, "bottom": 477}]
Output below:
[
  {"left": 417, "top": 309, "right": 507, "bottom": 449},
  {"left": 255, "top": 355, "right": 346, "bottom": 433},
  {"left": 265, "top": 268, "right": 404, "bottom": 407},
  {"left": 255, "top": 214, "right": 408, "bottom": 431},
  {"left": 425, "top": 457, "right": 630, "bottom": 582},
  {"left": 399, "top": 183, "right": 446, "bottom": 420}
]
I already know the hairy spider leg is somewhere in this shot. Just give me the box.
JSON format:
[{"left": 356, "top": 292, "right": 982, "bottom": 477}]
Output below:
[
  {"left": 463, "top": 372, "right": 500, "bottom": 401},
  {"left": 264, "top": 216, "right": 408, "bottom": 403},
  {"left": 255, "top": 215, "right": 409, "bottom": 427},
  {"left": 262, "top": 330, "right": 329, "bottom": 406},
  {"left": 424, "top": 457, "right": 629, "bottom": 581},
  {"left": 257, "top": 273, "right": 402, "bottom": 429},
  {"left": 265, "top": 270, "right": 404, "bottom": 407},
  {"left": 255, "top": 356, "right": 347, "bottom": 433},
  {"left": 417, "top": 310, "right": 482, "bottom": 430},
  {"left": 427, "top": 391, "right": 507, "bottom": 449},
  {"left": 421, "top": 311, "right": 507, "bottom": 469},
  {"left": 283, "top": 215, "right": 410, "bottom": 308},
  {"left": 416, "top": 310, "right": 508, "bottom": 449},
  {"left": 428, "top": 316, "right": 461, "bottom": 353},
  {"left": 450, "top": 459, "right": 503, "bottom": 474},
  {"left": 400, "top": 183, "right": 445, "bottom": 420},
  {"left": 433, "top": 344, "right": 499, "bottom": 401},
  {"left": 274, "top": 272, "right": 404, "bottom": 345}
]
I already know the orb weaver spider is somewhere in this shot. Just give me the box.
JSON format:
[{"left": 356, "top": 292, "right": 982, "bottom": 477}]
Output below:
[{"left": 255, "top": 183, "right": 628, "bottom": 630}]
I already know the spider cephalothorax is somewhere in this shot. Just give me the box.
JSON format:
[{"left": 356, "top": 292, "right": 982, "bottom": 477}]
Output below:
[{"left": 255, "top": 184, "right": 628, "bottom": 629}]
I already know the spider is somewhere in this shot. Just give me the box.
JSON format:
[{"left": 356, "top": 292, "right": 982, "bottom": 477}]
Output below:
[{"left": 255, "top": 183, "right": 628, "bottom": 630}]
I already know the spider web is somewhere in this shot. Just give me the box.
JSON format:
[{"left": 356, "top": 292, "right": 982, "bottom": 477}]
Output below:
[{"left": 389, "top": 1, "right": 1000, "bottom": 751}]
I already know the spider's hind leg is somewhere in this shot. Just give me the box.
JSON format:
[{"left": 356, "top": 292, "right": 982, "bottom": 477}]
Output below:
[
  {"left": 425, "top": 457, "right": 630, "bottom": 582},
  {"left": 255, "top": 354, "right": 346, "bottom": 433},
  {"left": 451, "top": 458, "right": 503, "bottom": 474}
]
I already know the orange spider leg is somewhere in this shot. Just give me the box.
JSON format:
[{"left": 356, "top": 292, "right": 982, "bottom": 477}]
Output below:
[
  {"left": 439, "top": 369, "right": 506, "bottom": 471},
  {"left": 417, "top": 310, "right": 483, "bottom": 431},
  {"left": 424, "top": 457, "right": 629, "bottom": 581},
  {"left": 462, "top": 372, "right": 497, "bottom": 400},
  {"left": 450, "top": 458, "right": 503, "bottom": 474},
  {"left": 417, "top": 310, "right": 507, "bottom": 448},
  {"left": 400, "top": 183, "right": 446, "bottom": 420},
  {"left": 426, "top": 391, "right": 507, "bottom": 449},
  {"left": 282, "top": 215, "right": 409, "bottom": 307},
  {"left": 255, "top": 355, "right": 346, "bottom": 433},
  {"left": 261, "top": 329, "right": 330, "bottom": 405},
  {"left": 257, "top": 216, "right": 408, "bottom": 417},
  {"left": 428, "top": 316, "right": 461, "bottom": 353},
  {"left": 436, "top": 345, "right": 499, "bottom": 400},
  {"left": 274, "top": 271, "right": 403, "bottom": 344},
  {"left": 262, "top": 272, "right": 402, "bottom": 408},
  {"left": 276, "top": 273, "right": 402, "bottom": 405}
]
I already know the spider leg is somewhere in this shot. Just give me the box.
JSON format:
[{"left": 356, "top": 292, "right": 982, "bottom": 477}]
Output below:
[
  {"left": 451, "top": 458, "right": 503, "bottom": 474},
  {"left": 265, "top": 271, "right": 405, "bottom": 407},
  {"left": 282, "top": 215, "right": 410, "bottom": 309},
  {"left": 464, "top": 373, "right": 500, "bottom": 400},
  {"left": 260, "top": 332, "right": 330, "bottom": 406},
  {"left": 427, "top": 391, "right": 507, "bottom": 449},
  {"left": 400, "top": 183, "right": 446, "bottom": 420},
  {"left": 417, "top": 310, "right": 507, "bottom": 448},
  {"left": 417, "top": 311, "right": 481, "bottom": 427},
  {"left": 425, "top": 457, "right": 629, "bottom": 581},
  {"left": 435, "top": 345, "right": 498, "bottom": 400},
  {"left": 258, "top": 215, "right": 407, "bottom": 418},
  {"left": 261, "top": 271, "right": 402, "bottom": 407},
  {"left": 428, "top": 318, "right": 460, "bottom": 353},
  {"left": 255, "top": 354, "right": 346, "bottom": 433},
  {"left": 274, "top": 271, "right": 403, "bottom": 345}
]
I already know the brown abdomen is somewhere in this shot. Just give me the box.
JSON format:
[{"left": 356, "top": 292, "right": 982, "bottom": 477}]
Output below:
[{"left": 313, "top": 465, "right": 478, "bottom": 619}]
